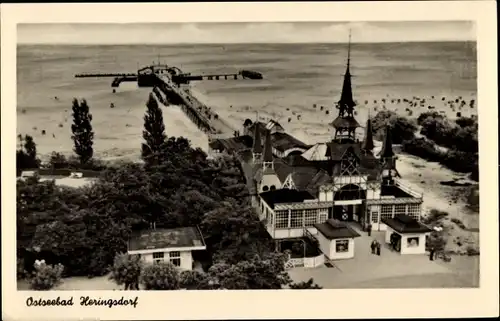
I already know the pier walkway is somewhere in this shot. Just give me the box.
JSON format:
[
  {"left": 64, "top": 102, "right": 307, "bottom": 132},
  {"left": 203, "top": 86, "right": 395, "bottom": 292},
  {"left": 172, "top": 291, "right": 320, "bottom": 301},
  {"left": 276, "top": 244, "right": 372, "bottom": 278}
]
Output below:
[{"left": 155, "top": 74, "right": 237, "bottom": 140}]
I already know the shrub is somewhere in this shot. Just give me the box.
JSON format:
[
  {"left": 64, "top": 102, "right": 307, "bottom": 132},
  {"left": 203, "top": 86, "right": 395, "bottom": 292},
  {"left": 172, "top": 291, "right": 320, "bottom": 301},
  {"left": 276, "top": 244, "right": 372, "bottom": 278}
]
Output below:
[
  {"left": 450, "top": 218, "right": 466, "bottom": 230},
  {"left": 401, "top": 137, "right": 444, "bottom": 162},
  {"left": 422, "top": 209, "right": 449, "bottom": 224},
  {"left": 467, "top": 186, "right": 479, "bottom": 210},
  {"left": 372, "top": 111, "right": 417, "bottom": 143},
  {"left": 179, "top": 270, "right": 208, "bottom": 290},
  {"left": 29, "top": 261, "right": 64, "bottom": 290},
  {"left": 289, "top": 278, "right": 323, "bottom": 289},
  {"left": 426, "top": 231, "right": 447, "bottom": 252},
  {"left": 417, "top": 111, "right": 443, "bottom": 125},
  {"left": 48, "top": 152, "right": 70, "bottom": 169},
  {"left": 466, "top": 245, "right": 480, "bottom": 256},
  {"left": 140, "top": 262, "right": 180, "bottom": 290},
  {"left": 109, "top": 253, "right": 143, "bottom": 290},
  {"left": 17, "top": 258, "right": 27, "bottom": 280}
]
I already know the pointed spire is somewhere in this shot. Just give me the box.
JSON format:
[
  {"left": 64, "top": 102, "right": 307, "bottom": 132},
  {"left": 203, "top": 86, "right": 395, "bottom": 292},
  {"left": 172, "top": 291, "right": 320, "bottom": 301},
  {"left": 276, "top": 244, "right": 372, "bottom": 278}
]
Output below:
[
  {"left": 252, "top": 124, "right": 262, "bottom": 154},
  {"left": 338, "top": 29, "right": 355, "bottom": 115},
  {"left": 263, "top": 129, "right": 273, "bottom": 163},
  {"left": 362, "top": 116, "right": 375, "bottom": 152},
  {"left": 380, "top": 125, "right": 394, "bottom": 158}
]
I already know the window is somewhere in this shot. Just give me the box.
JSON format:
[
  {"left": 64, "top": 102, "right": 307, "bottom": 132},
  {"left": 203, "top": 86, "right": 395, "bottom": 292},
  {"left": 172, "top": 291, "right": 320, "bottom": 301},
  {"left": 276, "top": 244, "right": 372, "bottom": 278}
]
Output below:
[
  {"left": 262, "top": 185, "right": 269, "bottom": 192},
  {"left": 407, "top": 237, "right": 419, "bottom": 248},
  {"left": 290, "top": 210, "right": 303, "bottom": 228},
  {"left": 371, "top": 211, "right": 379, "bottom": 223},
  {"left": 395, "top": 204, "right": 407, "bottom": 215},
  {"left": 169, "top": 251, "right": 181, "bottom": 267},
  {"left": 407, "top": 204, "right": 421, "bottom": 220},
  {"left": 270, "top": 185, "right": 276, "bottom": 191},
  {"left": 275, "top": 211, "right": 289, "bottom": 229},
  {"left": 304, "top": 209, "right": 318, "bottom": 226},
  {"left": 335, "top": 240, "right": 349, "bottom": 253},
  {"left": 380, "top": 205, "right": 393, "bottom": 221},
  {"left": 153, "top": 252, "right": 164, "bottom": 264},
  {"left": 319, "top": 209, "right": 328, "bottom": 223}
]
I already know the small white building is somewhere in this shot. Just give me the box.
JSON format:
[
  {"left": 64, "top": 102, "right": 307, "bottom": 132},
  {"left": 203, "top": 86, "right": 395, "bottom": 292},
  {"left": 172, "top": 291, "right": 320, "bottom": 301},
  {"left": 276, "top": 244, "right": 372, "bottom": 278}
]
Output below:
[
  {"left": 381, "top": 214, "right": 432, "bottom": 255},
  {"left": 127, "top": 226, "right": 206, "bottom": 270},
  {"left": 313, "top": 219, "right": 361, "bottom": 260}
]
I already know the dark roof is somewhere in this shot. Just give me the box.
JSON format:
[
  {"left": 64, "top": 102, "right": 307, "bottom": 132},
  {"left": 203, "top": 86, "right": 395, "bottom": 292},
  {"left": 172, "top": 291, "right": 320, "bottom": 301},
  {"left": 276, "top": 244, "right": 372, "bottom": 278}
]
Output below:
[
  {"left": 128, "top": 226, "right": 206, "bottom": 252},
  {"left": 381, "top": 185, "right": 413, "bottom": 198},
  {"left": 259, "top": 188, "right": 315, "bottom": 209},
  {"left": 263, "top": 130, "right": 274, "bottom": 162},
  {"left": 330, "top": 116, "right": 361, "bottom": 129},
  {"left": 209, "top": 135, "right": 253, "bottom": 153},
  {"left": 362, "top": 118, "right": 375, "bottom": 151},
  {"left": 248, "top": 121, "right": 268, "bottom": 136},
  {"left": 327, "top": 142, "right": 363, "bottom": 161},
  {"left": 289, "top": 167, "right": 321, "bottom": 191},
  {"left": 380, "top": 126, "right": 394, "bottom": 158},
  {"left": 314, "top": 219, "right": 361, "bottom": 240},
  {"left": 306, "top": 170, "right": 332, "bottom": 195},
  {"left": 273, "top": 160, "right": 293, "bottom": 183},
  {"left": 338, "top": 61, "right": 355, "bottom": 110},
  {"left": 381, "top": 214, "right": 432, "bottom": 234},
  {"left": 282, "top": 154, "right": 315, "bottom": 167},
  {"left": 271, "top": 132, "right": 309, "bottom": 152},
  {"left": 252, "top": 122, "right": 263, "bottom": 154}
]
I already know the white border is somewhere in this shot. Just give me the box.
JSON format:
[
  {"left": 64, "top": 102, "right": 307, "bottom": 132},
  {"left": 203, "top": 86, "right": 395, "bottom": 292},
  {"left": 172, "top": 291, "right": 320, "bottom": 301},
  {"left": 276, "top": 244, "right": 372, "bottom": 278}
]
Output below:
[{"left": 2, "top": 1, "right": 498, "bottom": 320}]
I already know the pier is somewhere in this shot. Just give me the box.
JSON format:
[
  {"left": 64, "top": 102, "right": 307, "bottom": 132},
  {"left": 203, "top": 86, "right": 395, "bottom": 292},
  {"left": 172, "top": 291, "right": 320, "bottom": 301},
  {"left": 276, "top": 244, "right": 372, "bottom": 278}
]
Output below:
[{"left": 154, "top": 74, "right": 237, "bottom": 139}]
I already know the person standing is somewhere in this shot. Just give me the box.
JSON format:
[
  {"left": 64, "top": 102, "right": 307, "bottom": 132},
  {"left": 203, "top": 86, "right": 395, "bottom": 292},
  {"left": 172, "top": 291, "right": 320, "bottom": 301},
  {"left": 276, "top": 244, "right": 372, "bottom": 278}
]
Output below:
[
  {"left": 429, "top": 247, "right": 435, "bottom": 261},
  {"left": 376, "top": 242, "right": 381, "bottom": 256},
  {"left": 367, "top": 223, "right": 372, "bottom": 237},
  {"left": 371, "top": 240, "right": 376, "bottom": 254}
]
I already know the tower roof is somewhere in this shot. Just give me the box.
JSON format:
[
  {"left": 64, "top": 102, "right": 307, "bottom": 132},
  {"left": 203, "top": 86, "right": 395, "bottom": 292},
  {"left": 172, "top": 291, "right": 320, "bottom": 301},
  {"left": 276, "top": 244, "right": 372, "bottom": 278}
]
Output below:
[
  {"left": 252, "top": 122, "right": 262, "bottom": 154},
  {"left": 337, "top": 31, "right": 356, "bottom": 115},
  {"left": 263, "top": 129, "right": 274, "bottom": 162},
  {"left": 362, "top": 117, "right": 375, "bottom": 151},
  {"left": 380, "top": 125, "right": 394, "bottom": 158}
]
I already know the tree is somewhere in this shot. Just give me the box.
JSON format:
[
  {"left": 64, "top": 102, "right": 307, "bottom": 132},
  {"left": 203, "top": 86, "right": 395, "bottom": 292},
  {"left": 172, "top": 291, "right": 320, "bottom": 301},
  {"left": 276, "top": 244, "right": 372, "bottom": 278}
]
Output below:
[
  {"left": 109, "top": 253, "right": 143, "bottom": 290},
  {"left": 71, "top": 98, "right": 94, "bottom": 165},
  {"left": 29, "top": 261, "right": 64, "bottom": 290},
  {"left": 141, "top": 93, "right": 167, "bottom": 166},
  {"left": 371, "top": 111, "right": 417, "bottom": 143},
  {"left": 16, "top": 135, "right": 40, "bottom": 173},
  {"left": 140, "top": 262, "right": 180, "bottom": 290},
  {"left": 48, "top": 152, "right": 69, "bottom": 169},
  {"left": 289, "top": 278, "right": 323, "bottom": 289},
  {"left": 206, "top": 252, "right": 291, "bottom": 289}
]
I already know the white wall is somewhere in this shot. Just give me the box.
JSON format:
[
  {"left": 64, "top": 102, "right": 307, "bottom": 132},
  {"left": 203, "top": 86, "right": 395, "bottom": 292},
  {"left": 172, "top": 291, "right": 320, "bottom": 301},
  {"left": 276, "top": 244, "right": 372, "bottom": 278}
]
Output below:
[
  {"left": 401, "top": 233, "right": 427, "bottom": 255},
  {"left": 260, "top": 173, "right": 282, "bottom": 193},
  {"left": 140, "top": 250, "right": 194, "bottom": 270},
  {"left": 330, "top": 238, "right": 355, "bottom": 260},
  {"left": 315, "top": 233, "right": 355, "bottom": 260}
]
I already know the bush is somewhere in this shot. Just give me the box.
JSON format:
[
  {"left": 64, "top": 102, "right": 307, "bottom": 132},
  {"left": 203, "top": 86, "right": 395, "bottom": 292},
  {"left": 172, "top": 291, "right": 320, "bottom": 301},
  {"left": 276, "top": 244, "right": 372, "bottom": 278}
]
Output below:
[
  {"left": 17, "top": 258, "right": 27, "bottom": 280},
  {"left": 450, "top": 218, "right": 466, "bottom": 230},
  {"left": 423, "top": 209, "right": 449, "bottom": 224},
  {"left": 420, "top": 114, "right": 478, "bottom": 153},
  {"left": 372, "top": 111, "right": 417, "bottom": 143},
  {"left": 417, "top": 111, "right": 443, "bottom": 125},
  {"left": 426, "top": 231, "right": 447, "bottom": 252},
  {"left": 289, "top": 278, "right": 322, "bottom": 289},
  {"left": 466, "top": 245, "right": 480, "bottom": 256},
  {"left": 140, "top": 262, "right": 180, "bottom": 290},
  {"left": 29, "top": 261, "right": 64, "bottom": 290},
  {"left": 48, "top": 152, "right": 70, "bottom": 169},
  {"left": 179, "top": 270, "right": 208, "bottom": 290},
  {"left": 402, "top": 137, "right": 443, "bottom": 162},
  {"left": 109, "top": 253, "right": 143, "bottom": 290}
]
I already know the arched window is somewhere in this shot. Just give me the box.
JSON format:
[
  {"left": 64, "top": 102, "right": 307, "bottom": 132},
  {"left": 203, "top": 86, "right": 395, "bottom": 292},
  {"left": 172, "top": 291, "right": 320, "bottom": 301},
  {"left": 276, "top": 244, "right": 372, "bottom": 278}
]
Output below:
[
  {"left": 263, "top": 186, "right": 269, "bottom": 192},
  {"left": 270, "top": 185, "right": 276, "bottom": 191}
]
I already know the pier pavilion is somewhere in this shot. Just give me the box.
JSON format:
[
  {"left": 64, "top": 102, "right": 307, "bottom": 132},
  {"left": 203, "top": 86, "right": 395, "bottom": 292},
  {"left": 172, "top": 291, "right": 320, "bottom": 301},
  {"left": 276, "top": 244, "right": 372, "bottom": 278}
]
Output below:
[{"left": 208, "top": 36, "right": 425, "bottom": 261}]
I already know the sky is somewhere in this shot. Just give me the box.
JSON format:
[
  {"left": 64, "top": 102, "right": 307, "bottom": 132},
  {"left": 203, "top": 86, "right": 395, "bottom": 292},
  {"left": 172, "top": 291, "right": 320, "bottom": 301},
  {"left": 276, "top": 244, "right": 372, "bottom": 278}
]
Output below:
[{"left": 17, "top": 21, "right": 476, "bottom": 45}]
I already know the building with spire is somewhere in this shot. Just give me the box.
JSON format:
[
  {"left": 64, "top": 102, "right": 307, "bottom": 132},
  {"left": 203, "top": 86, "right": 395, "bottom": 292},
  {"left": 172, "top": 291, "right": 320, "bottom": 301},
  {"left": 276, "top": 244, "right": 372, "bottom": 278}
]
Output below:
[{"left": 208, "top": 32, "right": 425, "bottom": 262}]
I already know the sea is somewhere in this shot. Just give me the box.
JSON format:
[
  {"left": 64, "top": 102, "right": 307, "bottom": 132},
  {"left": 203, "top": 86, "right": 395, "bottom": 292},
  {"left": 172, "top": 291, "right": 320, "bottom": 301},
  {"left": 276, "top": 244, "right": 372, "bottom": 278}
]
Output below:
[{"left": 17, "top": 42, "right": 477, "bottom": 161}]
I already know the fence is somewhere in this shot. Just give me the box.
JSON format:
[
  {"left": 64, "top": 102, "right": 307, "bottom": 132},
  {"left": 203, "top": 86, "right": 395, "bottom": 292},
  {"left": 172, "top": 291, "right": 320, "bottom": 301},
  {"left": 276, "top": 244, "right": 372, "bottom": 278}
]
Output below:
[{"left": 285, "top": 253, "right": 325, "bottom": 269}]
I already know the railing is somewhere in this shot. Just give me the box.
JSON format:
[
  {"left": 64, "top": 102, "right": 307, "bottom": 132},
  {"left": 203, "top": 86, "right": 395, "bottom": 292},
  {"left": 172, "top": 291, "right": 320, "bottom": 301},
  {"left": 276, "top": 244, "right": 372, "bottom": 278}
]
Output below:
[
  {"left": 284, "top": 258, "right": 305, "bottom": 269},
  {"left": 394, "top": 178, "right": 424, "bottom": 199}
]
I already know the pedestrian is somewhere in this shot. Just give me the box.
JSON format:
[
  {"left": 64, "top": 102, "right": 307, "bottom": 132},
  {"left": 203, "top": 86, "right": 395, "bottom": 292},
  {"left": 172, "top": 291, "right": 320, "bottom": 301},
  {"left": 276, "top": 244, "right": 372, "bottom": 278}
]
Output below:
[
  {"left": 376, "top": 242, "right": 381, "bottom": 256},
  {"left": 429, "top": 247, "right": 435, "bottom": 261},
  {"left": 367, "top": 223, "right": 372, "bottom": 237},
  {"left": 370, "top": 240, "right": 376, "bottom": 254}
]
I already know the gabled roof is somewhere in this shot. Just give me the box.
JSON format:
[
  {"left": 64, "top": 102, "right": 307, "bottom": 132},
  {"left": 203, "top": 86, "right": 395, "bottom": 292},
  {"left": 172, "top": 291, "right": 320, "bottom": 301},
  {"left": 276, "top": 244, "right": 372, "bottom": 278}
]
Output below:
[
  {"left": 259, "top": 188, "right": 316, "bottom": 209},
  {"left": 271, "top": 132, "right": 310, "bottom": 152},
  {"left": 301, "top": 143, "right": 330, "bottom": 161},
  {"left": 314, "top": 219, "right": 361, "bottom": 240},
  {"left": 327, "top": 142, "right": 364, "bottom": 161},
  {"left": 128, "top": 226, "right": 206, "bottom": 252},
  {"left": 306, "top": 169, "right": 333, "bottom": 195},
  {"left": 209, "top": 135, "right": 253, "bottom": 153},
  {"left": 380, "top": 125, "right": 394, "bottom": 158},
  {"left": 381, "top": 214, "right": 432, "bottom": 234}
]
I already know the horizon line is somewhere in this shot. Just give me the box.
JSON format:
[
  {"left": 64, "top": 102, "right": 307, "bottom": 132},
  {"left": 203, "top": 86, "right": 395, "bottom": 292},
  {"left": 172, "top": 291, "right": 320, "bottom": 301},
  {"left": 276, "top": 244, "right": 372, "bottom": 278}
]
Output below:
[{"left": 18, "top": 39, "right": 477, "bottom": 46}]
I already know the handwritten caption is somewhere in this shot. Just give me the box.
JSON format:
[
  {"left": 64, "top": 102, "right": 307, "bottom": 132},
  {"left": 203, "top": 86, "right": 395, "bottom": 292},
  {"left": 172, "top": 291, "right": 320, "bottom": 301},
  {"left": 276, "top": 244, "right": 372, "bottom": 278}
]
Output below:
[{"left": 26, "top": 296, "right": 139, "bottom": 308}]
